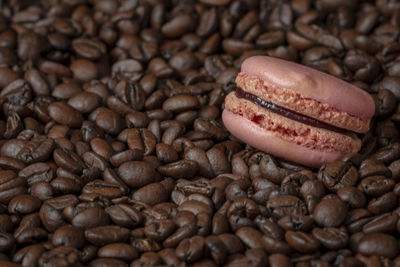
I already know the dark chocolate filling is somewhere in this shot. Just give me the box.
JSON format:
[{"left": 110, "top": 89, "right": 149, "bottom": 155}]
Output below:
[{"left": 235, "top": 87, "right": 347, "bottom": 134}]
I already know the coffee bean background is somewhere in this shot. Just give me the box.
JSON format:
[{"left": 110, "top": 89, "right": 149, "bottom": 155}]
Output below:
[{"left": 0, "top": 0, "right": 400, "bottom": 266}]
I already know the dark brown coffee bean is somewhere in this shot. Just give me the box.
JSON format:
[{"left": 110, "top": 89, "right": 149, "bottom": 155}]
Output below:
[
  {"left": 318, "top": 161, "right": 358, "bottom": 192},
  {"left": 176, "top": 235, "right": 205, "bottom": 263},
  {"left": 85, "top": 225, "right": 130, "bottom": 246},
  {"left": 358, "top": 233, "right": 398, "bottom": 258},
  {"left": 72, "top": 37, "right": 107, "bottom": 59},
  {"left": 0, "top": 170, "right": 27, "bottom": 204},
  {"left": 200, "top": 0, "right": 230, "bottom": 5},
  {"left": 53, "top": 148, "right": 85, "bottom": 174},
  {"left": 363, "top": 213, "right": 398, "bottom": 234},
  {"left": 38, "top": 246, "right": 81, "bottom": 267},
  {"left": 161, "top": 14, "right": 195, "bottom": 39},
  {"left": 163, "top": 222, "right": 197, "bottom": 248},
  {"left": 94, "top": 108, "right": 123, "bottom": 136},
  {"left": 367, "top": 192, "right": 397, "bottom": 215},
  {"left": 260, "top": 233, "right": 292, "bottom": 255},
  {"left": 163, "top": 95, "right": 199, "bottom": 113},
  {"left": 178, "top": 200, "right": 213, "bottom": 216},
  {"left": 267, "top": 195, "right": 307, "bottom": 220},
  {"left": 52, "top": 225, "right": 85, "bottom": 248},
  {"left": 68, "top": 92, "right": 101, "bottom": 114},
  {"left": 278, "top": 215, "right": 313, "bottom": 232},
  {"left": 159, "top": 159, "right": 199, "bottom": 179},
  {"left": 117, "top": 161, "right": 156, "bottom": 188},
  {"left": 0, "top": 232, "right": 15, "bottom": 252},
  {"left": 97, "top": 243, "right": 138, "bottom": 262},
  {"left": 197, "top": 8, "right": 218, "bottom": 37},
  {"left": 144, "top": 219, "right": 175, "bottom": 242},
  {"left": 285, "top": 230, "right": 320, "bottom": 253},
  {"left": 269, "top": 253, "right": 293, "bottom": 267},
  {"left": 72, "top": 206, "right": 109, "bottom": 229},
  {"left": 8, "top": 194, "right": 41, "bottom": 214},
  {"left": 105, "top": 204, "right": 143, "bottom": 228},
  {"left": 360, "top": 176, "right": 395, "bottom": 197},
  {"left": 311, "top": 227, "right": 348, "bottom": 250},
  {"left": 313, "top": 197, "right": 348, "bottom": 227},
  {"left": 156, "top": 143, "right": 178, "bottom": 163},
  {"left": 132, "top": 183, "right": 168, "bottom": 206},
  {"left": 82, "top": 180, "right": 125, "bottom": 199},
  {"left": 89, "top": 258, "right": 127, "bottom": 267},
  {"left": 110, "top": 149, "right": 143, "bottom": 167},
  {"left": 222, "top": 38, "right": 254, "bottom": 56},
  {"left": 12, "top": 244, "right": 46, "bottom": 266},
  {"left": 19, "top": 162, "right": 55, "bottom": 186},
  {"left": 70, "top": 59, "right": 98, "bottom": 82},
  {"left": 17, "top": 136, "right": 54, "bottom": 164},
  {"left": 235, "top": 227, "right": 264, "bottom": 249},
  {"left": 337, "top": 187, "right": 367, "bottom": 208},
  {"left": 48, "top": 102, "right": 83, "bottom": 128}
]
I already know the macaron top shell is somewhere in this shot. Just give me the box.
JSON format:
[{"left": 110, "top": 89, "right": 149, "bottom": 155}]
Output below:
[{"left": 241, "top": 56, "right": 375, "bottom": 121}]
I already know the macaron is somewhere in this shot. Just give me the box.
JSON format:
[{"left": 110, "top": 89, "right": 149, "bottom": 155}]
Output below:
[{"left": 222, "top": 56, "right": 375, "bottom": 168}]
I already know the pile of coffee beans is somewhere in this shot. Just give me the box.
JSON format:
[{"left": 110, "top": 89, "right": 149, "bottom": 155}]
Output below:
[{"left": 1, "top": 0, "right": 400, "bottom": 266}]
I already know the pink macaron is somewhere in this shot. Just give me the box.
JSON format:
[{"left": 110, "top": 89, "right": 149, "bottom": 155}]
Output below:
[{"left": 222, "top": 56, "right": 375, "bottom": 168}]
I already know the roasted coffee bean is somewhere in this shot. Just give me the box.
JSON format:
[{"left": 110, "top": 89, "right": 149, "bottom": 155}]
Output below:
[
  {"left": 8, "top": 194, "right": 41, "bottom": 214},
  {"left": 89, "top": 258, "right": 127, "bottom": 267},
  {"left": 132, "top": 238, "right": 161, "bottom": 253},
  {"left": 97, "top": 243, "right": 138, "bottom": 262},
  {"left": 278, "top": 215, "right": 313, "bottom": 232},
  {"left": 12, "top": 244, "right": 46, "bottom": 266},
  {"left": 72, "top": 206, "right": 109, "bottom": 229},
  {"left": 158, "top": 159, "right": 199, "bottom": 179},
  {"left": 144, "top": 219, "right": 175, "bottom": 242},
  {"left": 337, "top": 187, "right": 367, "bottom": 208},
  {"left": 0, "top": 170, "right": 27, "bottom": 204},
  {"left": 17, "top": 136, "right": 54, "bottom": 164},
  {"left": 359, "top": 176, "right": 395, "bottom": 197},
  {"left": 0, "top": 232, "right": 15, "bottom": 252},
  {"left": 367, "top": 192, "right": 397, "bottom": 215},
  {"left": 313, "top": 196, "right": 348, "bottom": 227},
  {"left": 85, "top": 225, "right": 130, "bottom": 246},
  {"left": 51, "top": 225, "right": 85, "bottom": 248},
  {"left": 311, "top": 227, "right": 348, "bottom": 250},
  {"left": 269, "top": 253, "right": 292, "bottom": 267},
  {"left": 94, "top": 108, "right": 123, "bottom": 135},
  {"left": 235, "top": 227, "right": 264, "bottom": 249},
  {"left": 48, "top": 102, "right": 83, "bottom": 128},
  {"left": 38, "top": 246, "right": 81, "bottom": 267},
  {"left": 105, "top": 204, "right": 143, "bottom": 228},
  {"left": 68, "top": 92, "right": 101, "bottom": 114},
  {"left": 162, "top": 14, "right": 195, "bottom": 39},
  {"left": 178, "top": 200, "right": 213, "bottom": 216},
  {"left": 358, "top": 233, "right": 398, "bottom": 258},
  {"left": 205, "top": 235, "right": 228, "bottom": 265},
  {"left": 363, "top": 213, "right": 398, "bottom": 234},
  {"left": 318, "top": 161, "right": 358, "bottom": 192},
  {"left": 176, "top": 235, "right": 205, "bottom": 263},
  {"left": 267, "top": 195, "right": 307, "bottom": 220},
  {"left": 285, "top": 230, "right": 320, "bottom": 253},
  {"left": 40, "top": 195, "right": 78, "bottom": 232},
  {"left": 132, "top": 183, "right": 168, "bottom": 206},
  {"left": 117, "top": 161, "right": 156, "bottom": 188},
  {"left": 110, "top": 149, "right": 143, "bottom": 167},
  {"left": 53, "top": 148, "right": 85, "bottom": 174}
]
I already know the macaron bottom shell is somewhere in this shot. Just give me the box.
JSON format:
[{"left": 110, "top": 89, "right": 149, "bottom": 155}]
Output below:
[{"left": 222, "top": 108, "right": 360, "bottom": 168}]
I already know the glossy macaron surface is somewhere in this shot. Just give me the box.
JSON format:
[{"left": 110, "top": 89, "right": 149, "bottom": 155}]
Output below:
[{"left": 241, "top": 56, "right": 375, "bottom": 121}]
